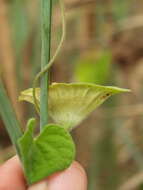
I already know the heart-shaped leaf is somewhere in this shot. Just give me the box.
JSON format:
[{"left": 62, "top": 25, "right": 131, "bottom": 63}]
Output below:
[
  {"left": 18, "top": 118, "right": 75, "bottom": 184},
  {"left": 19, "top": 83, "right": 130, "bottom": 130}
]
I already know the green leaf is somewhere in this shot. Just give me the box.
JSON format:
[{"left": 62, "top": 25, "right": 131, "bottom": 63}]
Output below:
[
  {"left": 0, "top": 81, "right": 23, "bottom": 152},
  {"left": 18, "top": 118, "right": 75, "bottom": 184},
  {"left": 19, "top": 83, "right": 130, "bottom": 130},
  {"left": 74, "top": 50, "right": 112, "bottom": 84}
]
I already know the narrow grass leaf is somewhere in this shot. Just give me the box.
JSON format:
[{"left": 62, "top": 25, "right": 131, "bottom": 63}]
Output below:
[{"left": 0, "top": 81, "right": 23, "bottom": 151}]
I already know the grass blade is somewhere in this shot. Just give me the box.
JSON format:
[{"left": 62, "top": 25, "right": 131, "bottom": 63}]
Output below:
[{"left": 0, "top": 81, "right": 23, "bottom": 150}]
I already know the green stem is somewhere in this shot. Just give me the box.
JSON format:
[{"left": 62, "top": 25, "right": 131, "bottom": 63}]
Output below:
[
  {"left": 40, "top": 0, "right": 52, "bottom": 129},
  {"left": 33, "top": 0, "right": 66, "bottom": 122},
  {"left": 0, "top": 81, "right": 23, "bottom": 151}
]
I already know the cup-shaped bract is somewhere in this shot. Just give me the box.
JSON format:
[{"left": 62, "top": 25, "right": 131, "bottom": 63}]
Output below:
[{"left": 19, "top": 83, "right": 130, "bottom": 130}]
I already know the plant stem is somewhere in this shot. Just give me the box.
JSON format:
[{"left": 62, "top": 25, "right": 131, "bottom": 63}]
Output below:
[
  {"left": 40, "top": 0, "right": 52, "bottom": 129},
  {"left": 0, "top": 81, "right": 23, "bottom": 151}
]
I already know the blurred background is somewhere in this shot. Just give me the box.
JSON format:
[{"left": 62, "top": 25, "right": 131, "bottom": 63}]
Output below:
[{"left": 1, "top": 0, "right": 143, "bottom": 189}]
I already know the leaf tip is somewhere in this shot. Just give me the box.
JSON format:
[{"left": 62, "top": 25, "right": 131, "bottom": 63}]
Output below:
[{"left": 107, "top": 86, "right": 131, "bottom": 94}]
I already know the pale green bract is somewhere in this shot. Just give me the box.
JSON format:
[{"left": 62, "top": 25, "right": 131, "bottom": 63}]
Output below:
[
  {"left": 18, "top": 118, "right": 75, "bottom": 185},
  {"left": 19, "top": 83, "right": 130, "bottom": 130}
]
